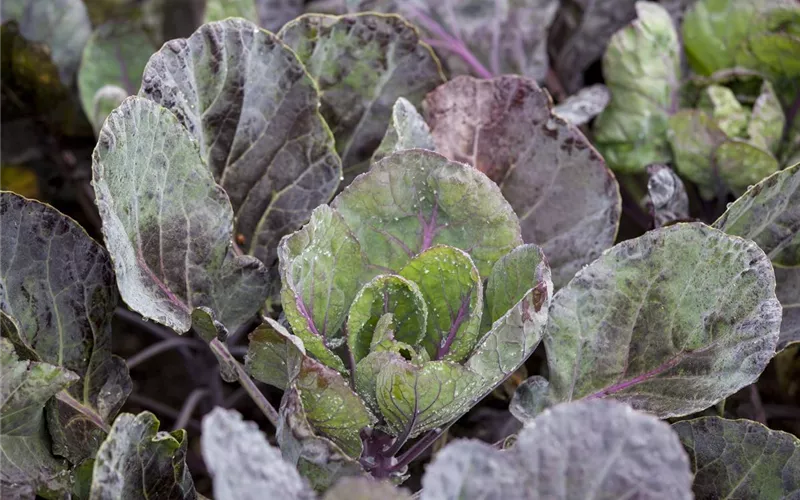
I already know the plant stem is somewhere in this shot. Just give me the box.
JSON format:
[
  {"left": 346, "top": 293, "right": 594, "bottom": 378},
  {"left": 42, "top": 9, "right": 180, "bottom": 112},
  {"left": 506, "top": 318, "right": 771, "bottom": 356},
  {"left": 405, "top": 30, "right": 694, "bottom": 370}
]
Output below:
[
  {"left": 127, "top": 393, "right": 202, "bottom": 433},
  {"left": 389, "top": 428, "right": 443, "bottom": 473},
  {"left": 209, "top": 338, "right": 279, "bottom": 428},
  {"left": 126, "top": 338, "right": 200, "bottom": 369},
  {"left": 174, "top": 389, "right": 208, "bottom": 431}
]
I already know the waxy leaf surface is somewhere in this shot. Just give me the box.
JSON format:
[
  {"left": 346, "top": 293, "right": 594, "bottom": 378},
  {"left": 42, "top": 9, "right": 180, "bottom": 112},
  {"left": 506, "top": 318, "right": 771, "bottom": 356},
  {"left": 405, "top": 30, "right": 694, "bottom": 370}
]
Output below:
[
  {"left": 645, "top": 164, "right": 690, "bottom": 228},
  {"left": 201, "top": 408, "right": 314, "bottom": 500},
  {"left": 667, "top": 109, "right": 728, "bottom": 200},
  {"left": 422, "top": 400, "right": 693, "bottom": 500},
  {"left": 90, "top": 412, "right": 195, "bottom": 499},
  {"left": 0, "top": 192, "right": 131, "bottom": 463},
  {"left": 279, "top": 13, "right": 444, "bottom": 182},
  {"left": 424, "top": 76, "right": 620, "bottom": 287},
  {"left": 594, "top": 2, "right": 680, "bottom": 173},
  {"left": 245, "top": 319, "right": 306, "bottom": 390},
  {"left": 140, "top": 18, "right": 341, "bottom": 266},
  {"left": 543, "top": 223, "right": 781, "bottom": 418},
  {"left": 552, "top": 84, "right": 611, "bottom": 126},
  {"left": 372, "top": 97, "right": 434, "bottom": 163},
  {"left": 333, "top": 149, "right": 522, "bottom": 279},
  {"left": 715, "top": 140, "right": 779, "bottom": 196},
  {"left": 775, "top": 267, "right": 800, "bottom": 351},
  {"left": 673, "top": 417, "right": 800, "bottom": 499},
  {"left": 92, "top": 97, "right": 270, "bottom": 333},
  {"left": 0, "top": 337, "right": 76, "bottom": 499}
]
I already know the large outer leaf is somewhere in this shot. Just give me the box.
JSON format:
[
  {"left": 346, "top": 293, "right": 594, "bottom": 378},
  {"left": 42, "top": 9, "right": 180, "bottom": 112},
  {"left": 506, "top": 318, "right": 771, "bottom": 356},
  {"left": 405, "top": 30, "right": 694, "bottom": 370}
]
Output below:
[
  {"left": 0, "top": 192, "right": 131, "bottom": 463},
  {"left": 775, "top": 267, "right": 800, "bottom": 351},
  {"left": 399, "top": 246, "right": 482, "bottom": 362},
  {"left": 92, "top": 96, "right": 270, "bottom": 334},
  {"left": 78, "top": 23, "right": 155, "bottom": 132},
  {"left": 673, "top": 417, "right": 800, "bottom": 499},
  {"left": 332, "top": 149, "right": 522, "bottom": 279},
  {"left": 0, "top": 0, "right": 91, "bottom": 84},
  {"left": 349, "top": 0, "right": 558, "bottom": 82},
  {"left": 90, "top": 412, "right": 195, "bottom": 499},
  {"left": 140, "top": 18, "right": 341, "bottom": 266},
  {"left": 0, "top": 337, "right": 76, "bottom": 499},
  {"left": 201, "top": 408, "right": 314, "bottom": 500},
  {"left": 278, "top": 205, "right": 365, "bottom": 371},
  {"left": 279, "top": 13, "right": 445, "bottom": 182},
  {"left": 421, "top": 400, "right": 693, "bottom": 500},
  {"left": 714, "top": 164, "right": 800, "bottom": 267},
  {"left": 278, "top": 388, "right": 366, "bottom": 491},
  {"left": 544, "top": 223, "right": 781, "bottom": 418},
  {"left": 372, "top": 97, "right": 434, "bottom": 163},
  {"left": 594, "top": 2, "right": 680, "bottom": 173},
  {"left": 424, "top": 76, "right": 621, "bottom": 287}
]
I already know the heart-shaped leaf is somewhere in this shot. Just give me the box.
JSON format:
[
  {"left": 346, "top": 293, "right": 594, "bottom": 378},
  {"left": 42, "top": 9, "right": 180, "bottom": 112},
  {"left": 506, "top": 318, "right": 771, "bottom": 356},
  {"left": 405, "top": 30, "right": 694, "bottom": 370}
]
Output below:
[
  {"left": 543, "top": 223, "right": 781, "bottom": 418},
  {"left": 333, "top": 150, "right": 522, "bottom": 279},
  {"left": 201, "top": 408, "right": 314, "bottom": 500},
  {"left": 78, "top": 23, "right": 155, "bottom": 132},
  {"left": 279, "top": 205, "right": 366, "bottom": 372},
  {"left": 424, "top": 76, "right": 621, "bottom": 287},
  {"left": 0, "top": 337, "right": 77, "bottom": 499},
  {"left": 140, "top": 18, "right": 341, "bottom": 266},
  {"left": 0, "top": 192, "right": 131, "bottom": 464},
  {"left": 673, "top": 417, "right": 800, "bottom": 499},
  {"left": 594, "top": 2, "right": 680, "bottom": 173},
  {"left": 92, "top": 96, "right": 270, "bottom": 334},
  {"left": 399, "top": 246, "right": 482, "bottom": 362},
  {"left": 372, "top": 97, "right": 434, "bottom": 163},
  {"left": 279, "top": 13, "right": 445, "bottom": 182},
  {"left": 421, "top": 400, "right": 693, "bottom": 500},
  {"left": 90, "top": 412, "right": 195, "bottom": 499}
]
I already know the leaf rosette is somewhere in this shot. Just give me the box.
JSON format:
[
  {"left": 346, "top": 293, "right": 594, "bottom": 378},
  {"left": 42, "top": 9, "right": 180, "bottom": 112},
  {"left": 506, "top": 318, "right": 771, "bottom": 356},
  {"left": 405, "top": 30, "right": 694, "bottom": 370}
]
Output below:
[{"left": 246, "top": 149, "right": 552, "bottom": 484}]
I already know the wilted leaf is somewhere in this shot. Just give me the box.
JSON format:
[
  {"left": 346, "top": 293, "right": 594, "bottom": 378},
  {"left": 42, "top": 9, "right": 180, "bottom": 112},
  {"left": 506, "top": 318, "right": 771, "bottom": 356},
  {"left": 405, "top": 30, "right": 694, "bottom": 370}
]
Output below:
[
  {"left": 346, "top": 274, "right": 427, "bottom": 363},
  {"left": 715, "top": 140, "right": 780, "bottom": 195},
  {"left": 278, "top": 205, "right": 366, "bottom": 372},
  {"left": 333, "top": 149, "right": 522, "bottom": 279},
  {"left": 323, "top": 477, "right": 412, "bottom": 500},
  {"left": 1, "top": 0, "right": 91, "bottom": 83},
  {"left": 201, "top": 408, "right": 314, "bottom": 500},
  {"left": 279, "top": 13, "right": 444, "bottom": 182},
  {"left": 422, "top": 400, "right": 693, "bottom": 499},
  {"left": 594, "top": 2, "right": 680, "bottom": 173},
  {"left": 349, "top": 0, "right": 558, "bottom": 82},
  {"left": 0, "top": 192, "right": 131, "bottom": 463},
  {"left": 140, "top": 18, "right": 341, "bottom": 266},
  {"left": 552, "top": 84, "right": 611, "bottom": 126},
  {"left": 376, "top": 357, "right": 482, "bottom": 438},
  {"left": 246, "top": 319, "right": 306, "bottom": 389},
  {"left": 399, "top": 246, "right": 482, "bottom": 362},
  {"left": 278, "top": 388, "right": 366, "bottom": 491},
  {"left": 714, "top": 164, "right": 800, "bottom": 267},
  {"left": 372, "top": 97, "right": 434, "bottom": 163},
  {"left": 0, "top": 337, "right": 76, "bottom": 499},
  {"left": 78, "top": 23, "right": 155, "bottom": 132},
  {"left": 645, "top": 163, "right": 690, "bottom": 228},
  {"left": 203, "top": 0, "right": 258, "bottom": 23},
  {"left": 424, "top": 76, "right": 620, "bottom": 287},
  {"left": 543, "top": 223, "right": 781, "bottom": 418},
  {"left": 775, "top": 267, "right": 800, "bottom": 351},
  {"left": 547, "top": 0, "right": 639, "bottom": 93},
  {"left": 667, "top": 109, "right": 727, "bottom": 199},
  {"left": 92, "top": 96, "right": 270, "bottom": 334},
  {"left": 90, "top": 412, "right": 195, "bottom": 499},
  {"left": 673, "top": 417, "right": 800, "bottom": 499}
]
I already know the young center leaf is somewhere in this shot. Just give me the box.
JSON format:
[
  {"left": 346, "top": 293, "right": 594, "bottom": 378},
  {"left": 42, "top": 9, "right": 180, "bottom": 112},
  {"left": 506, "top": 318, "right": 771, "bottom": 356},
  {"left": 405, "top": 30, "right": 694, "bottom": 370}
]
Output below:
[
  {"left": 542, "top": 223, "right": 781, "bottom": 418},
  {"left": 593, "top": 2, "right": 680, "bottom": 173},
  {"left": 332, "top": 149, "right": 523, "bottom": 278},
  {"left": 421, "top": 400, "right": 693, "bottom": 500},
  {"left": 78, "top": 23, "right": 155, "bottom": 132},
  {"left": 140, "top": 18, "right": 341, "bottom": 267},
  {"left": 90, "top": 412, "right": 195, "bottom": 499},
  {"left": 279, "top": 13, "right": 445, "bottom": 182},
  {"left": 424, "top": 75, "right": 621, "bottom": 287},
  {"left": 201, "top": 408, "right": 314, "bottom": 500},
  {"left": 0, "top": 337, "right": 77, "bottom": 499},
  {"left": 673, "top": 417, "right": 800, "bottom": 499},
  {"left": 372, "top": 97, "right": 434, "bottom": 163},
  {"left": 92, "top": 97, "right": 270, "bottom": 334},
  {"left": 0, "top": 192, "right": 131, "bottom": 464},
  {"left": 667, "top": 109, "right": 728, "bottom": 200}
]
